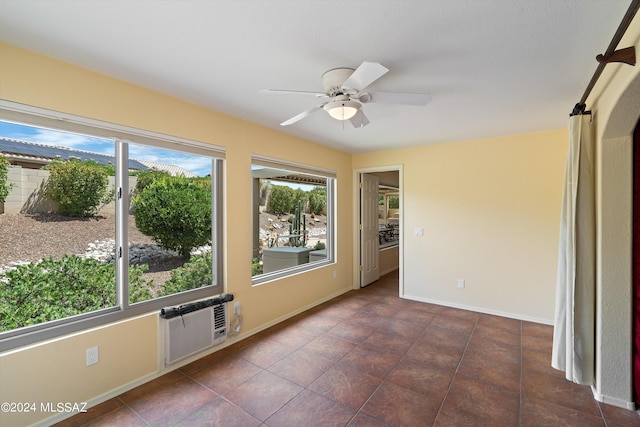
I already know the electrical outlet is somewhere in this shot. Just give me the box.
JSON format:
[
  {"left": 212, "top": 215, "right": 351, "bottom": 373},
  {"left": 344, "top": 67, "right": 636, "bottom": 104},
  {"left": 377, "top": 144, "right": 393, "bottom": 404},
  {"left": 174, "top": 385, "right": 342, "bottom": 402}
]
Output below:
[
  {"left": 457, "top": 279, "right": 465, "bottom": 289},
  {"left": 86, "top": 346, "right": 99, "bottom": 366},
  {"left": 332, "top": 270, "right": 337, "bottom": 280},
  {"left": 234, "top": 301, "right": 241, "bottom": 316}
]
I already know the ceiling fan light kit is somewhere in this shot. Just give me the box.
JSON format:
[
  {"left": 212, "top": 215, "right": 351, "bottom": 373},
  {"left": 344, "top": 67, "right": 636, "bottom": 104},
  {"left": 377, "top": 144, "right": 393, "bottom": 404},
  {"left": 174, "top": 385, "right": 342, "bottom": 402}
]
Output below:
[
  {"left": 324, "top": 99, "right": 360, "bottom": 120},
  {"left": 262, "top": 61, "right": 431, "bottom": 127}
]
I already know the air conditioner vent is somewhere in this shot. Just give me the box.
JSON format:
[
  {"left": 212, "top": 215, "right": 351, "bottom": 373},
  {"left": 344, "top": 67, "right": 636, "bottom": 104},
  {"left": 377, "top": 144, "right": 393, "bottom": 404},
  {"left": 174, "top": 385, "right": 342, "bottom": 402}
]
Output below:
[{"left": 213, "top": 305, "right": 225, "bottom": 329}]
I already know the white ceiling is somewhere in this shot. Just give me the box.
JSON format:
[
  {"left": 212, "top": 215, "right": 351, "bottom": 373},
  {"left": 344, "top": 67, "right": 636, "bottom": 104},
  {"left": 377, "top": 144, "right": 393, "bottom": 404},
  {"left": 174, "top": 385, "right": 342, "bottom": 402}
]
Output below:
[{"left": 0, "top": 0, "right": 633, "bottom": 153}]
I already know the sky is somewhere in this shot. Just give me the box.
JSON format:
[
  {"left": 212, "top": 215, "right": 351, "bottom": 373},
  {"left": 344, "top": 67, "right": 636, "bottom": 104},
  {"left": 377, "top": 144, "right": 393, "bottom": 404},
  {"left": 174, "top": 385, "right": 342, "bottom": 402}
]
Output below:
[
  {"left": 1, "top": 121, "right": 322, "bottom": 190},
  {"left": 0, "top": 121, "right": 213, "bottom": 177}
]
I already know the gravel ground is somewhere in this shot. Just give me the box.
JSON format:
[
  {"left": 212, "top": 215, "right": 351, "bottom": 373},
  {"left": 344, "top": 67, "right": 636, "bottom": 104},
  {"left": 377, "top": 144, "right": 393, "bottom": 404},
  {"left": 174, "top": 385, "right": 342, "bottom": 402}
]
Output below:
[
  {"left": 0, "top": 213, "right": 154, "bottom": 265},
  {"left": 0, "top": 213, "right": 179, "bottom": 285},
  {"left": 0, "top": 212, "right": 327, "bottom": 282}
]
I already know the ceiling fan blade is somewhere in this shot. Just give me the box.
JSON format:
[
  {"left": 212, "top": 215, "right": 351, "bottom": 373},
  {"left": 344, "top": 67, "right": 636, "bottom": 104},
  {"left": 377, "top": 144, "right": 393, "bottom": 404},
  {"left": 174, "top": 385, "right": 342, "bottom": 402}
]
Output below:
[
  {"left": 349, "top": 110, "right": 370, "bottom": 128},
  {"left": 367, "top": 92, "right": 432, "bottom": 106},
  {"left": 261, "top": 89, "right": 328, "bottom": 98},
  {"left": 341, "top": 61, "right": 389, "bottom": 93},
  {"left": 280, "top": 105, "right": 324, "bottom": 126}
]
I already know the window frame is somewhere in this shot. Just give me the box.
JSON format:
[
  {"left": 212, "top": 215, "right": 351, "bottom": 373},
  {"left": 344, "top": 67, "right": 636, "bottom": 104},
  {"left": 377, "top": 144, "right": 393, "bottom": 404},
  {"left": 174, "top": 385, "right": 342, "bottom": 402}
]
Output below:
[
  {"left": 0, "top": 101, "right": 225, "bottom": 352},
  {"left": 251, "top": 155, "right": 336, "bottom": 286}
]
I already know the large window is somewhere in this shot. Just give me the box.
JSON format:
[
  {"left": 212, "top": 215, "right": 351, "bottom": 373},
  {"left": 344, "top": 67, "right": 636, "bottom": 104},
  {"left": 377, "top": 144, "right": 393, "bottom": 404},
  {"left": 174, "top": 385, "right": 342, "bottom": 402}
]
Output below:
[
  {"left": 251, "top": 157, "right": 335, "bottom": 284},
  {"left": 0, "top": 103, "right": 224, "bottom": 351}
]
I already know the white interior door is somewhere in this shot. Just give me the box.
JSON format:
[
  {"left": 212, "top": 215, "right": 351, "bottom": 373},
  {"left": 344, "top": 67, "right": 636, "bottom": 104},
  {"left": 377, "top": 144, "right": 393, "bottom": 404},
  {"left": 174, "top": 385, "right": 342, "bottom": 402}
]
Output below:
[{"left": 360, "top": 173, "right": 380, "bottom": 287}]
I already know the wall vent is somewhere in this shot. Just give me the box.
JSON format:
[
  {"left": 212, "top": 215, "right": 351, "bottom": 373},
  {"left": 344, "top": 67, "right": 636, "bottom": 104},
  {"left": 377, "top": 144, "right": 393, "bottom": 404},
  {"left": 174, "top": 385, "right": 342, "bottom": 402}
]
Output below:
[{"left": 164, "top": 304, "right": 227, "bottom": 366}]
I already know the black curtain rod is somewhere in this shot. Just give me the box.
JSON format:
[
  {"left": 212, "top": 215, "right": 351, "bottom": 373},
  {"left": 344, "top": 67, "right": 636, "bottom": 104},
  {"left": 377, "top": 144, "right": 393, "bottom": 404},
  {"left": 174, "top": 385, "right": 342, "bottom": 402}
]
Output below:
[{"left": 571, "top": 0, "right": 639, "bottom": 116}]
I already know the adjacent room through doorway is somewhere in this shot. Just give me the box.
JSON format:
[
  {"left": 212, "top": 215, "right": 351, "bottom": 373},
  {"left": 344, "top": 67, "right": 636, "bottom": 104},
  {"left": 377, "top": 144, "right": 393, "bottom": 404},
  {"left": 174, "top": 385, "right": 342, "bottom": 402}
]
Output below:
[{"left": 358, "top": 169, "right": 401, "bottom": 288}]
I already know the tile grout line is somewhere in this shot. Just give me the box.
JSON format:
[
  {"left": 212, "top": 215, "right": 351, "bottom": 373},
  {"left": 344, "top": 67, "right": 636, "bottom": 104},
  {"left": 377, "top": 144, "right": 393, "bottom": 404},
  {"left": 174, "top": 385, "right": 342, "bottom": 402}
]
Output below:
[
  {"left": 518, "top": 320, "right": 523, "bottom": 427},
  {"left": 431, "top": 314, "right": 481, "bottom": 425},
  {"left": 342, "top": 302, "right": 437, "bottom": 427}
]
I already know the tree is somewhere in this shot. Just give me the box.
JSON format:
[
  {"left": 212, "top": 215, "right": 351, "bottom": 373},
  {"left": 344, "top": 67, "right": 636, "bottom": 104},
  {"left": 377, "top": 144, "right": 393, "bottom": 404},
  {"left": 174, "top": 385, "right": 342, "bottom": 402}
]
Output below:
[{"left": 132, "top": 175, "right": 212, "bottom": 258}]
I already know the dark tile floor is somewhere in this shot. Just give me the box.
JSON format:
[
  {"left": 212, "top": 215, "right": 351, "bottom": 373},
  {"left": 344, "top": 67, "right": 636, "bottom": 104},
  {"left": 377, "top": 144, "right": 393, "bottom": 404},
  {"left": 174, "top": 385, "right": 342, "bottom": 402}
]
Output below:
[{"left": 56, "top": 271, "right": 640, "bottom": 426}]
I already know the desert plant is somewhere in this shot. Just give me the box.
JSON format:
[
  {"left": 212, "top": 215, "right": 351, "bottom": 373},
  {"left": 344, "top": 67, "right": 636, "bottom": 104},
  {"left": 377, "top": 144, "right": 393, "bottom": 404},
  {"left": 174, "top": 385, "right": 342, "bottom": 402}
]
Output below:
[
  {"left": 132, "top": 175, "right": 212, "bottom": 258},
  {"left": 288, "top": 199, "right": 307, "bottom": 247},
  {"left": 44, "top": 159, "right": 114, "bottom": 217},
  {"left": 293, "top": 188, "right": 307, "bottom": 211},
  {"left": 0, "top": 155, "right": 13, "bottom": 204},
  {"left": 0, "top": 255, "right": 153, "bottom": 331}
]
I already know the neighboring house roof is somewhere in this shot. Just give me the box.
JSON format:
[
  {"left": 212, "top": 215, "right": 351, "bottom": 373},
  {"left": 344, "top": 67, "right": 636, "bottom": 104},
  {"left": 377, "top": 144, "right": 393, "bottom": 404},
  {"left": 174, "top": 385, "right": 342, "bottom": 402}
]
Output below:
[
  {"left": 135, "top": 159, "right": 198, "bottom": 178},
  {"left": 0, "top": 137, "right": 149, "bottom": 170}
]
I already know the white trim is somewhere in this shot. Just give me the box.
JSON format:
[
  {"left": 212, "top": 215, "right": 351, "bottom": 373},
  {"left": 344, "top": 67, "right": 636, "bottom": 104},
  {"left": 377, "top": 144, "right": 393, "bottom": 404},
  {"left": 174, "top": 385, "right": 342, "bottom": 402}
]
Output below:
[
  {"left": 252, "top": 153, "right": 336, "bottom": 178},
  {"left": 33, "top": 370, "right": 160, "bottom": 427},
  {"left": 403, "top": 293, "right": 554, "bottom": 325},
  {"left": 591, "top": 385, "right": 637, "bottom": 411},
  {"left": 353, "top": 165, "right": 404, "bottom": 295},
  {"left": 251, "top": 155, "right": 336, "bottom": 285}
]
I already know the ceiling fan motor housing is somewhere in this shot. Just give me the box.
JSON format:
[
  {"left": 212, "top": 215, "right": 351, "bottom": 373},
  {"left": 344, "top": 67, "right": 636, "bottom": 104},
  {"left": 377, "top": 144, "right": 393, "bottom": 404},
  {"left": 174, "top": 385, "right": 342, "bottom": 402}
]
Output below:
[{"left": 322, "top": 68, "right": 355, "bottom": 97}]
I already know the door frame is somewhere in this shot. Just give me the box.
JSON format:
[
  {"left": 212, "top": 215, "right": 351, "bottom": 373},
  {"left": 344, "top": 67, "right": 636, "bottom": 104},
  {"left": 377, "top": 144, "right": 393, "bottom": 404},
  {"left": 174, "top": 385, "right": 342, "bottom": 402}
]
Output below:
[{"left": 353, "top": 165, "right": 404, "bottom": 296}]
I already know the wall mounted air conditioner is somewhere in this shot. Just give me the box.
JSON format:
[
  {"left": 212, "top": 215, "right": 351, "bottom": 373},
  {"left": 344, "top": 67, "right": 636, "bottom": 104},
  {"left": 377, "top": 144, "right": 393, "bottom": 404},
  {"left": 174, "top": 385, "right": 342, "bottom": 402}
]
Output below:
[{"left": 163, "top": 303, "right": 227, "bottom": 366}]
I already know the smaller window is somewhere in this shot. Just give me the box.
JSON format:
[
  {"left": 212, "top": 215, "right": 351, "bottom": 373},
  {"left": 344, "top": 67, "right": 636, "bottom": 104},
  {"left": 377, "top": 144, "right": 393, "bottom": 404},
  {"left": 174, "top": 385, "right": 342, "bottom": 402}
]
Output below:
[{"left": 251, "top": 157, "right": 335, "bottom": 284}]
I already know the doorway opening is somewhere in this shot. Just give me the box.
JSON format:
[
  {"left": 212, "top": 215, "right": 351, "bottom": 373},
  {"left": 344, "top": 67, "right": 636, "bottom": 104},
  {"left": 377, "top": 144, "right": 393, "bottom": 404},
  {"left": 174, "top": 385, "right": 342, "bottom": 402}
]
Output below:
[{"left": 356, "top": 168, "right": 402, "bottom": 292}]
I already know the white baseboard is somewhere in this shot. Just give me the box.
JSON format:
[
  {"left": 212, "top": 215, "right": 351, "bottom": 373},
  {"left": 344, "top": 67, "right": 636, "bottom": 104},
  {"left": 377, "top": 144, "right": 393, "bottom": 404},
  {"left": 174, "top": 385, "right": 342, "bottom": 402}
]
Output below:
[
  {"left": 402, "top": 294, "right": 554, "bottom": 325},
  {"left": 591, "top": 385, "right": 637, "bottom": 411},
  {"left": 32, "top": 370, "right": 159, "bottom": 427}
]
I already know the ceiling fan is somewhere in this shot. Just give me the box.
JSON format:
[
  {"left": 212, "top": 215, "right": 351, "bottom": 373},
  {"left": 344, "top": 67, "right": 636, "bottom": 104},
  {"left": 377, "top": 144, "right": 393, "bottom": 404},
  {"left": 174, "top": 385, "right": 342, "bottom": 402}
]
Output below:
[{"left": 261, "top": 61, "right": 432, "bottom": 128}]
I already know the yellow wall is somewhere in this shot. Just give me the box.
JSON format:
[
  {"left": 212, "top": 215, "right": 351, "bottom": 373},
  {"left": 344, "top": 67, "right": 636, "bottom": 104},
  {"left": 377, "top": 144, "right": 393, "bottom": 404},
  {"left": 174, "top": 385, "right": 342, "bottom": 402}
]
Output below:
[
  {"left": 0, "top": 43, "right": 354, "bottom": 426},
  {"left": 354, "top": 130, "right": 568, "bottom": 322}
]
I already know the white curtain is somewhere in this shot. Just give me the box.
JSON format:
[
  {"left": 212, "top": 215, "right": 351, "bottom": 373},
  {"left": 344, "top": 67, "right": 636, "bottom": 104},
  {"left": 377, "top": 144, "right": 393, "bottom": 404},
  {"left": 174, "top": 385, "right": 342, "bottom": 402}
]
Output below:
[{"left": 551, "top": 113, "right": 596, "bottom": 385}]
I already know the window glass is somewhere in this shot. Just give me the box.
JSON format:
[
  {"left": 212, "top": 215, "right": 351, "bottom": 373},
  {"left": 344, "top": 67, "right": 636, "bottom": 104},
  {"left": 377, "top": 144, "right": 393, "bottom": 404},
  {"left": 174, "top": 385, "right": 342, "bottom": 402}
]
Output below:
[
  {"left": 127, "top": 142, "right": 215, "bottom": 304},
  {"left": 251, "top": 160, "right": 334, "bottom": 282},
  {"left": 0, "top": 117, "right": 222, "bottom": 342},
  {"left": 0, "top": 122, "right": 117, "bottom": 331}
]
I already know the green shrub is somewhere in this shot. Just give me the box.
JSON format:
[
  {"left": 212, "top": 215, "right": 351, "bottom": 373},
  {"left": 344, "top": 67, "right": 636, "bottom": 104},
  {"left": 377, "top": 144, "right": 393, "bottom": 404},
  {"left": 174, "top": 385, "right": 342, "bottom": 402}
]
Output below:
[
  {"left": 308, "top": 187, "right": 326, "bottom": 215},
  {"left": 133, "top": 169, "right": 170, "bottom": 194},
  {"left": 267, "top": 184, "right": 295, "bottom": 214},
  {"left": 0, "top": 255, "right": 154, "bottom": 331},
  {"left": 159, "top": 253, "right": 212, "bottom": 296},
  {"left": 132, "top": 175, "right": 212, "bottom": 258},
  {"left": 266, "top": 184, "right": 325, "bottom": 215},
  {"left": 44, "top": 159, "right": 114, "bottom": 217},
  {"left": 251, "top": 257, "right": 263, "bottom": 276},
  {"left": 0, "top": 155, "right": 12, "bottom": 204}
]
